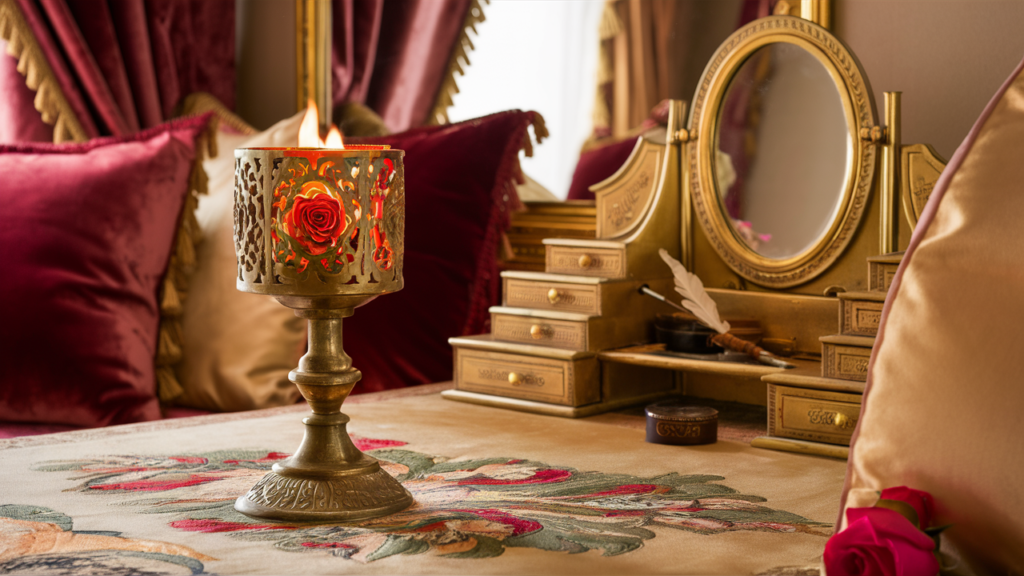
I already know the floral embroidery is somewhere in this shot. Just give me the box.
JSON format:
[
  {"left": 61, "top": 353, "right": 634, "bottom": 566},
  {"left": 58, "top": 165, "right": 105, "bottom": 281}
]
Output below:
[
  {"left": 33, "top": 437, "right": 828, "bottom": 563},
  {"left": 0, "top": 504, "right": 212, "bottom": 574}
]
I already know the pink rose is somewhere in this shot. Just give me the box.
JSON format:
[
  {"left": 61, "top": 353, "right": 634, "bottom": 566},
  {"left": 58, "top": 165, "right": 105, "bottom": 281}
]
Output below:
[
  {"left": 880, "top": 486, "right": 935, "bottom": 529},
  {"left": 824, "top": 507, "right": 939, "bottom": 576}
]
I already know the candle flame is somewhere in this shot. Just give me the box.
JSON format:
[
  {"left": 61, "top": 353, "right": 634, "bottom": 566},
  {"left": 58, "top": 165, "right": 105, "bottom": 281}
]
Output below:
[
  {"left": 325, "top": 126, "right": 343, "bottom": 148},
  {"left": 298, "top": 99, "right": 346, "bottom": 149}
]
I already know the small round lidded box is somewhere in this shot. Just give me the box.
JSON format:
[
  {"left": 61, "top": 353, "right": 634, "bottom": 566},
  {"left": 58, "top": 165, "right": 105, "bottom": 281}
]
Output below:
[{"left": 645, "top": 402, "right": 719, "bottom": 446}]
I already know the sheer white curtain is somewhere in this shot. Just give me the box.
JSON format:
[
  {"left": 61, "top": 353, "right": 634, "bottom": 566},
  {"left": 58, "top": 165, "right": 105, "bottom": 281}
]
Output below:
[{"left": 448, "top": 0, "right": 604, "bottom": 199}]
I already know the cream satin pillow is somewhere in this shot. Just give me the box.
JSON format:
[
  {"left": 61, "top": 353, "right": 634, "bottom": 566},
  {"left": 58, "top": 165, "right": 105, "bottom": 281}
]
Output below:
[
  {"left": 841, "top": 57, "right": 1024, "bottom": 573},
  {"left": 176, "top": 113, "right": 306, "bottom": 411}
]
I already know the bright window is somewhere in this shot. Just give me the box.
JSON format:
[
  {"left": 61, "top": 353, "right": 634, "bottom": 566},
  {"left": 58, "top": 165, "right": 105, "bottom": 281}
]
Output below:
[{"left": 448, "top": 0, "right": 604, "bottom": 199}]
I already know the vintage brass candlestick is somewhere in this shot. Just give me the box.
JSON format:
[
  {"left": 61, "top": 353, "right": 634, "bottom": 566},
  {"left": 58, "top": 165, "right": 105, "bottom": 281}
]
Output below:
[{"left": 232, "top": 145, "right": 411, "bottom": 522}]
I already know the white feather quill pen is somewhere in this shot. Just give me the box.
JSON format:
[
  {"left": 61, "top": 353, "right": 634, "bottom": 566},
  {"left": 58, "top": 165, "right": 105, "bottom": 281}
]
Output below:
[
  {"left": 647, "top": 249, "right": 793, "bottom": 368},
  {"left": 658, "top": 249, "right": 730, "bottom": 335}
]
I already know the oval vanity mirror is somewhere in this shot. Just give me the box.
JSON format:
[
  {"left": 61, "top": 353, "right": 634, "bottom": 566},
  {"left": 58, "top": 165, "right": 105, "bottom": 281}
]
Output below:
[
  {"left": 690, "top": 16, "right": 877, "bottom": 288},
  {"left": 715, "top": 43, "right": 849, "bottom": 260}
]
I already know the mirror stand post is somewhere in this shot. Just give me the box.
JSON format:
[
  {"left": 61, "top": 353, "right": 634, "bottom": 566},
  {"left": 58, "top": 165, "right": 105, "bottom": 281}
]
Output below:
[{"left": 881, "top": 92, "right": 902, "bottom": 255}]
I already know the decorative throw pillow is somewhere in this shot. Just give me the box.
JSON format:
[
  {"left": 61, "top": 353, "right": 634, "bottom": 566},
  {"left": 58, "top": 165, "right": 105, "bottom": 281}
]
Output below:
[
  {"left": 175, "top": 112, "right": 307, "bottom": 411},
  {"left": 839, "top": 56, "right": 1024, "bottom": 573},
  {"left": 0, "top": 115, "right": 212, "bottom": 427},
  {"left": 348, "top": 110, "right": 546, "bottom": 391},
  {"left": 566, "top": 136, "right": 639, "bottom": 200}
]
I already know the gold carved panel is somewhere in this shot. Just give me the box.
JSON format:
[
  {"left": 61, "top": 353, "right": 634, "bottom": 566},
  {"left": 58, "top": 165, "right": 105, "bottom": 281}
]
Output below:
[
  {"left": 900, "top": 143, "right": 947, "bottom": 231},
  {"left": 592, "top": 139, "right": 665, "bottom": 239}
]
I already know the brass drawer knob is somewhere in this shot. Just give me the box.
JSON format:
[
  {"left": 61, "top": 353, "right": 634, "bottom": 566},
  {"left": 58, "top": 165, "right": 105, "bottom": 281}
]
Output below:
[
  {"left": 530, "top": 324, "right": 544, "bottom": 339},
  {"left": 578, "top": 254, "right": 593, "bottom": 269},
  {"left": 547, "top": 288, "right": 560, "bottom": 304},
  {"left": 508, "top": 372, "right": 521, "bottom": 385},
  {"left": 834, "top": 412, "right": 850, "bottom": 428}
]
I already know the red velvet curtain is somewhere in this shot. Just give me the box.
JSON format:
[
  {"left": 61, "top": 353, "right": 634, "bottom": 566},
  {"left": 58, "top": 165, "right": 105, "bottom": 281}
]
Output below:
[
  {"left": 331, "top": 0, "right": 472, "bottom": 133},
  {"left": 0, "top": 0, "right": 234, "bottom": 143}
]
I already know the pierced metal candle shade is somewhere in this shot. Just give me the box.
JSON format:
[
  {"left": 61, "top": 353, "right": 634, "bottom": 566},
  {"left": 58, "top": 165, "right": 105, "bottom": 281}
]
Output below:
[{"left": 232, "top": 146, "right": 411, "bottom": 522}]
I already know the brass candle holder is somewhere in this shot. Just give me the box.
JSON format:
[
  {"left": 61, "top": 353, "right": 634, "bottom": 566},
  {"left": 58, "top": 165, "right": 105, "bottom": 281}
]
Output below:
[{"left": 232, "top": 145, "right": 412, "bottom": 522}]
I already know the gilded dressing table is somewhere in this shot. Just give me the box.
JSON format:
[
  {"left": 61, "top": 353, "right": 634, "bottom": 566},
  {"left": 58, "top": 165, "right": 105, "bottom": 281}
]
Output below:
[{"left": 445, "top": 3, "right": 948, "bottom": 459}]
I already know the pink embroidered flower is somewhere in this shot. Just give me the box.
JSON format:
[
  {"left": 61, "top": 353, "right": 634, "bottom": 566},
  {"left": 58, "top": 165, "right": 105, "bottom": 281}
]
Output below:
[{"left": 824, "top": 507, "right": 940, "bottom": 576}]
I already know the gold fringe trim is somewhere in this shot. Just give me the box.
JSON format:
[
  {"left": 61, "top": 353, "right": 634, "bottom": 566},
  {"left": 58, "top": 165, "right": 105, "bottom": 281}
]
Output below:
[
  {"left": 155, "top": 117, "right": 217, "bottom": 402},
  {"left": 598, "top": 0, "right": 623, "bottom": 40},
  {"left": 427, "top": 0, "right": 488, "bottom": 126},
  {"left": 176, "top": 92, "right": 257, "bottom": 136},
  {"left": 591, "top": 0, "right": 622, "bottom": 138},
  {"left": 0, "top": 0, "right": 87, "bottom": 142}
]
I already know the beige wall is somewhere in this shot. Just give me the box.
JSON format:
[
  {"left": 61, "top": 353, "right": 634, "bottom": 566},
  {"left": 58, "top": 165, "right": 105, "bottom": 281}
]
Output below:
[
  {"left": 836, "top": 0, "right": 1024, "bottom": 159},
  {"left": 236, "top": 0, "right": 297, "bottom": 130}
]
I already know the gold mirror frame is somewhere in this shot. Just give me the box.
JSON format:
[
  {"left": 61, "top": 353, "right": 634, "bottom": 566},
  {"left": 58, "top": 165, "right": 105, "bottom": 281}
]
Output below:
[{"left": 688, "top": 16, "right": 877, "bottom": 289}]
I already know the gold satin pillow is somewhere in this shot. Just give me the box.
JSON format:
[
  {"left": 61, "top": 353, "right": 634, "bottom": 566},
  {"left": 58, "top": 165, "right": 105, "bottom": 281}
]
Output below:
[
  {"left": 842, "top": 57, "right": 1024, "bottom": 573},
  {"left": 175, "top": 113, "right": 307, "bottom": 411}
]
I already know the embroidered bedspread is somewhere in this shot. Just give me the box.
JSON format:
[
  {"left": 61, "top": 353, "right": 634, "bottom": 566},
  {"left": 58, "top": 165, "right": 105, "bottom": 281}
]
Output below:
[{"left": 0, "top": 388, "right": 843, "bottom": 574}]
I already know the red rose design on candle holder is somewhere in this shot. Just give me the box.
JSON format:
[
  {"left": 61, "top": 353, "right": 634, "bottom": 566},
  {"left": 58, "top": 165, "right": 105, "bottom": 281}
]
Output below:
[{"left": 283, "top": 181, "right": 347, "bottom": 256}]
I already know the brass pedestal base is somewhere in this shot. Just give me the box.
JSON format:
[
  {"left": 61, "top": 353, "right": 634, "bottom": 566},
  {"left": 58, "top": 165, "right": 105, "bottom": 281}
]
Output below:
[
  {"left": 234, "top": 303, "right": 414, "bottom": 523},
  {"left": 234, "top": 413, "right": 413, "bottom": 522}
]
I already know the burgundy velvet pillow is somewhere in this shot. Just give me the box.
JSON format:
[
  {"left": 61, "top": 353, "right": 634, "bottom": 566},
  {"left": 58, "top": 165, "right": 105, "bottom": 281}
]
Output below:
[
  {"left": 566, "top": 137, "right": 639, "bottom": 200},
  {"left": 347, "top": 110, "right": 540, "bottom": 391},
  {"left": 0, "top": 116, "right": 211, "bottom": 426}
]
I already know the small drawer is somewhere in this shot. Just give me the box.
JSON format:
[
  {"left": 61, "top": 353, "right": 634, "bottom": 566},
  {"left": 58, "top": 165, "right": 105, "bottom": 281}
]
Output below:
[
  {"left": 545, "top": 245, "right": 626, "bottom": 278},
  {"left": 453, "top": 346, "right": 599, "bottom": 407},
  {"left": 839, "top": 296, "right": 884, "bottom": 337},
  {"left": 491, "top": 313, "right": 588, "bottom": 351},
  {"left": 768, "top": 384, "right": 862, "bottom": 446},
  {"left": 503, "top": 278, "right": 601, "bottom": 315},
  {"left": 869, "top": 260, "right": 899, "bottom": 292},
  {"left": 821, "top": 336, "right": 874, "bottom": 382}
]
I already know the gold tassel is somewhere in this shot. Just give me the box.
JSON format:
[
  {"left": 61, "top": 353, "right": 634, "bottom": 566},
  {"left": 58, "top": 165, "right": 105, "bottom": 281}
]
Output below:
[
  {"left": 531, "top": 113, "right": 550, "bottom": 142},
  {"left": 156, "top": 323, "right": 183, "bottom": 365},
  {"left": 175, "top": 231, "right": 197, "bottom": 270},
  {"left": 0, "top": 0, "right": 87, "bottom": 142},
  {"left": 159, "top": 274, "right": 182, "bottom": 316},
  {"left": 183, "top": 201, "right": 202, "bottom": 244},
  {"left": 521, "top": 113, "right": 549, "bottom": 159},
  {"left": 155, "top": 366, "right": 184, "bottom": 402},
  {"left": 190, "top": 158, "right": 208, "bottom": 198},
  {"left": 204, "top": 118, "right": 219, "bottom": 159}
]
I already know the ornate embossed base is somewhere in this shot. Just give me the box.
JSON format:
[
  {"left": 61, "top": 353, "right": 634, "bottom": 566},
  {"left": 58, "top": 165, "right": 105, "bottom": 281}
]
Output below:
[
  {"left": 232, "top": 303, "right": 414, "bottom": 523},
  {"left": 235, "top": 413, "right": 412, "bottom": 522}
]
